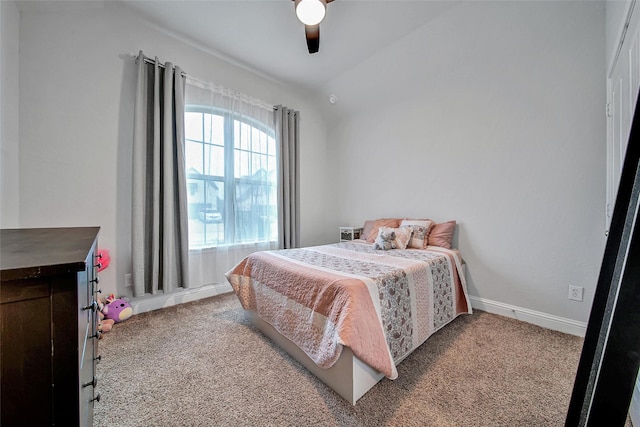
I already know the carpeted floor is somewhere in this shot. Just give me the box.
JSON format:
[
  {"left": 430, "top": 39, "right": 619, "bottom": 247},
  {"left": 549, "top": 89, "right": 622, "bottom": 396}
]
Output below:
[{"left": 94, "top": 292, "right": 591, "bottom": 426}]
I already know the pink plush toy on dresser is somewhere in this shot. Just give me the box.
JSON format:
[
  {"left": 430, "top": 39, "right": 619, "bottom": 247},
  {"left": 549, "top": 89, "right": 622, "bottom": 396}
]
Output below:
[{"left": 96, "top": 249, "right": 111, "bottom": 272}]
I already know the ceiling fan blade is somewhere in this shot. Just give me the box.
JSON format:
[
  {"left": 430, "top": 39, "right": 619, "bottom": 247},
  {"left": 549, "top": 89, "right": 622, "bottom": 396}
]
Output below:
[{"left": 305, "top": 24, "right": 320, "bottom": 54}]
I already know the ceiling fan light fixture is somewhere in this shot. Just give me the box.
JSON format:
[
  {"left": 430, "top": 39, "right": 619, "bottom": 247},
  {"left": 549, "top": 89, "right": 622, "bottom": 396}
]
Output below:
[{"left": 295, "top": 0, "right": 326, "bottom": 26}]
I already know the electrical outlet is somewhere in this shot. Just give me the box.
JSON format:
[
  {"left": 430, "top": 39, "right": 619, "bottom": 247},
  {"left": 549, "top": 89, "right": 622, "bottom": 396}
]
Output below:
[
  {"left": 568, "top": 285, "right": 584, "bottom": 302},
  {"left": 125, "top": 273, "right": 133, "bottom": 287}
]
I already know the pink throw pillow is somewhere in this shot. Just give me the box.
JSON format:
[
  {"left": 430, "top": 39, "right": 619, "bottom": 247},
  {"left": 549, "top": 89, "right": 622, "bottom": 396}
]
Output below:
[
  {"left": 428, "top": 220, "right": 456, "bottom": 249},
  {"left": 365, "top": 218, "right": 401, "bottom": 243},
  {"left": 361, "top": 220, "right": 377, "bottom": 241}
]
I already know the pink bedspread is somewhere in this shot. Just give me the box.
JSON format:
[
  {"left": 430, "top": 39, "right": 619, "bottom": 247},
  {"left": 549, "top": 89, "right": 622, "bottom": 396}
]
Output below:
[{"left": 226, "top": 241, "right": 471, "bottom": 379}]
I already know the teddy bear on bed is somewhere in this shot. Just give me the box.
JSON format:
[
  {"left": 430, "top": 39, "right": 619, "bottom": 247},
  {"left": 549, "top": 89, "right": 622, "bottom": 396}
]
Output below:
[{"left": 373, "top": 228, "right": 397, "bottom": 251}]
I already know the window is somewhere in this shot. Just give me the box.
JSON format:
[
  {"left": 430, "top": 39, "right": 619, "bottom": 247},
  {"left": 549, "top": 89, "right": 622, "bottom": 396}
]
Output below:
[{"left": 185, "top": 107, "right": 278, "bottom": 248}]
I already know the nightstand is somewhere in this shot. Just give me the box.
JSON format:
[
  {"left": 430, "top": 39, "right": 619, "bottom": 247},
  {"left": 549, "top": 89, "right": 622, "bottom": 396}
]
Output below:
[{"left": 340, "top": 227, "right": 363, "bottom": 242}]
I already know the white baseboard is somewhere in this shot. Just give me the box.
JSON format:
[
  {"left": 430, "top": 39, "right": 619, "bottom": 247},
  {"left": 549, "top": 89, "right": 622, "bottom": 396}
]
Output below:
[
  {"left": 469, "top": 295, "right": 587, "bottom": 337},
  {"left": 129, "top": 283, "right": 233, "bottom": 315}
]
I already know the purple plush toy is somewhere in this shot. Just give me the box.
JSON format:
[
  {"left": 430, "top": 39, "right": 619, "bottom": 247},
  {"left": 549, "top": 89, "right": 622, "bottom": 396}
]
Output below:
[{"left": 102, "top": 298, "right": 133, "bottom": 323}]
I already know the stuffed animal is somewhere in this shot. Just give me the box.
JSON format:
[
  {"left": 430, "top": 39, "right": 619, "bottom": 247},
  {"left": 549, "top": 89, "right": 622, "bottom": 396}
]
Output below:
[
  {"left": 102, "top": 298, "right": 133, "bottom": 323},
  {"left": 373, "top": 229, "right": 397, "bottom": 251},
  {"left": 96, "top": 249, "right": 111, "bottom": 273},
  {"left": 95, "top": 299, "right": 115, "bottom": 338},
  {"left": 97, "top": 316, "right": 115, "bottom": 338}
]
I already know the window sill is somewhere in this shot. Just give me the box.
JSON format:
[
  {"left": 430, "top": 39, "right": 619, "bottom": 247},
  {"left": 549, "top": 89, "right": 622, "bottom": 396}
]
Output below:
[{"left": 189, "top": 241, "right": 277, "bottom": 253}]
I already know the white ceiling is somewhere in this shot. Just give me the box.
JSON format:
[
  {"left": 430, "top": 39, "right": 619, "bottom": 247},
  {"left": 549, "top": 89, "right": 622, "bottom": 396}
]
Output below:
[{"left": 114, "top": 0, "right": 459, "bottom": 91}]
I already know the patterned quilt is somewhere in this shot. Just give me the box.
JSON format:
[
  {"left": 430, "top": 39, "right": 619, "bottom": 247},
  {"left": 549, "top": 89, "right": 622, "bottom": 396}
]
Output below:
[{"left": 226, "top": 241, "right": 471, "bottom": 379}]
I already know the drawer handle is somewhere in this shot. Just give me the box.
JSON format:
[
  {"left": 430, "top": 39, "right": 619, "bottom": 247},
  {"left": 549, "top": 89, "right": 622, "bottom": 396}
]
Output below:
[
  {"left": 83, "top": 301, "right": 97, "bottom": 312},
  {"left": 94, "top": 262, "right": 102, "bottom": 270},
  {"left": 90, "top": 331, "right": 100, "bottom": 340},
  {"left": 91, "top": 394, "right": 101, "bottom": 403},
  {"left": 91, "top": 276, "right": 100, "bottom": 284},
  {"left": 83, "top": 377, "right": 97, "bottom": 388},
  {"left": 94, "top": 355, "right": 102, "bottom": 363}
]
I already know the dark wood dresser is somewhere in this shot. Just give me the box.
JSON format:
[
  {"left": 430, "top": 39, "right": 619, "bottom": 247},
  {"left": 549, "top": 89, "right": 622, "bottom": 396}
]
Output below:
[{"left": 1, "top": 227, "right": 101, "bottom": 426}]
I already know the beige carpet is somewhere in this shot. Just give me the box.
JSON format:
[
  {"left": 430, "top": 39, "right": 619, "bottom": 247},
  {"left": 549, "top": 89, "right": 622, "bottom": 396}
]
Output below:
[{"left": 94, "top": 292, "right": 588, "bottom": 426}]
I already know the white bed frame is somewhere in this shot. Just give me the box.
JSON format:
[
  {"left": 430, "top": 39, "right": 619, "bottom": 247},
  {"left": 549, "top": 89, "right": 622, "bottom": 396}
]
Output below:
[{"left": 244, "top": 310, "right": 385, "bottom": 405}]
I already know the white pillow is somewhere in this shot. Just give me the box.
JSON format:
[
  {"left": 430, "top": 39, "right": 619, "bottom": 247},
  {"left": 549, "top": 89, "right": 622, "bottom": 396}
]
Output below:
[
  {"left": 380, "top": 226, "right": 413, "bottom": 250},
  {"left": 400, "top": 219, "right": 433, "bottom": 249}
]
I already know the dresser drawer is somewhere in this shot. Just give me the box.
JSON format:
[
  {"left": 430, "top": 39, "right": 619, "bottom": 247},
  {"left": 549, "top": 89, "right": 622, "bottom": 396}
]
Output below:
[
  {"left": 0, "top": 281, "right": 53, "bottom": 426},
  {"left": 0, "top": 278, "right": 49, "bottom": 304}
]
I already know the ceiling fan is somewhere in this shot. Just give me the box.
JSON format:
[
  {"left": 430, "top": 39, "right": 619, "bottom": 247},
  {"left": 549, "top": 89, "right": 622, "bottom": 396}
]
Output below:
[{"left": 293, "top": 0, "right": 334, "bottom": 54}]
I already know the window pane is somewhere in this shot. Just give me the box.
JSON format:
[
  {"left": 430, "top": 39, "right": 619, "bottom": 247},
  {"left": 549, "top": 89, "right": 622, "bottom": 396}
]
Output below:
[
  {"left": 187, "top": 177, "right": 225, "bottom": 247},
  {"left": 268, "top": 136, "right": 276, "bottom": 157},
  {"left": 203, "top": 114, "right": 213, "bottom": 143},
  {"left": 235, "top": 150, "right": 250, "bottom": 178},
  {"left": 235, "top": 182, "right": 274, "bottom": 243},
  {"left": 186, "top": 140, "right": 203, "bottom": 175},
  {"left": 212, "top": 114, "right": 224, "bottom": 145},
  {"left": 204, "top": 181, "right": 220, "bottom": 209},
  {"left": 254, "top": 133, "right": 262, "bottom": 153},
  {"left": 187, "top": 178, "right": 205, "bottom": 246},
  {"left": 235, "top": 121, "right": 251, "bottom": 151},
  {"left": 186, "top": 178, "right": 204, "bottom": 214},
  {"left": 251, "top": 127, "right": 261, "bottom": 152},
  {"left": 202, "top": 113, "right": 224, "bottom": 144},
  {"left": 252, "top": 153, "right": 264, "bottom": 175},
  {"left": 204, "top": 180, "right": 223, "bottom": 243},
  {"left": 185, "top": 112, "right": 203, "bottom": 142},
  {"left": 204, "top": 145, "right": 224, "bottom": 177},
  {"left": 267, "top": 156, "right": 275, "bottom": 175}
]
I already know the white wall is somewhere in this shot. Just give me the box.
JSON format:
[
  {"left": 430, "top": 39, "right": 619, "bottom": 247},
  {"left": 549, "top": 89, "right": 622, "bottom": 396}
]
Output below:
[
  {"left": 17, "top": 2, "right": 330, "bottom": 297},
  {"left": 322, "top": 1, "right": 606, "bottom": 323},
  {"left": 14, "top": 1, "right": 607, "bottom": 325},
  {"left": 1, "top": 0, "right": 20, "bottom": 228}
]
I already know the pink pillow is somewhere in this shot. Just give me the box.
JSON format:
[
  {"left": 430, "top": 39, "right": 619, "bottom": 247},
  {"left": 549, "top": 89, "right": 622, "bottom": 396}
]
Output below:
[
  {"left": 428, "top": 220, "right": 456, "bottom": 249},
  {"left": 361, "top": 220, "right": 377, "bottom": 241},
  {"left": 365, "top": 218, "right": 401, "bottom": 243}
]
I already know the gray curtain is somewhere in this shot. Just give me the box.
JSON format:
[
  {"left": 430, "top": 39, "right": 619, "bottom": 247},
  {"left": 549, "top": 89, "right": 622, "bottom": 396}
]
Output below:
[
  {"left": 132, "top": 51, "right": 189, "bottom": 296},
  {"left": 275, "top": 106, "right": 300, "bottom": 249}
]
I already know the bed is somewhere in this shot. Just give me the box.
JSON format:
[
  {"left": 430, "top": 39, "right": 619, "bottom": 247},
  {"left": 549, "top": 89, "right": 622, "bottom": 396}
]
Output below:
[{"left": 226, "top": 220, "right": 471, "bottom": 404}]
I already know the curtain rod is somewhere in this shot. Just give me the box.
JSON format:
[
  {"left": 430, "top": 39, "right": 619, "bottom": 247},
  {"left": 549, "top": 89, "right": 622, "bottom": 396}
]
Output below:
[
  {"left": 131, "top": 52, "right": 187, "bottom": 77},
  {"left": 131, "top": 51, "right": 278, "bottom": 112},
  {"left": 142, "top": 56, "right": 187, "bottom": 77}
]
